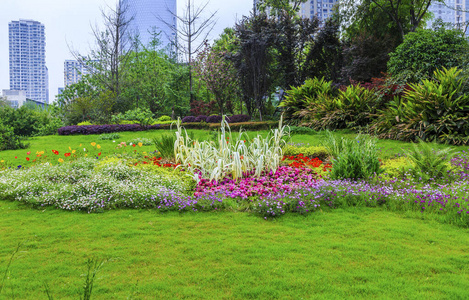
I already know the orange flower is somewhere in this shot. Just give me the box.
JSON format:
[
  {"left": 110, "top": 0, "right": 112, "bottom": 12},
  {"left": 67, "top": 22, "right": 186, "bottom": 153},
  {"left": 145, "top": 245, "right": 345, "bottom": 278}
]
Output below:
[
  {"left": 72, "top": 150, "right": 76, "bottom": 154},
  {"left": 58, "top": 158, "right": 64, "bottom": 163},
  {"left": 138, "top": 142, "right": 143, "bottom": 147},
  {"left": 97, "top": 144, "right": 101, "bottom": 149},
  {"left": 52, "top": 150, "right": 59, "bottom": 155},
  {"left": 91, "top": 142, "right": 96, "bottom": 147}
]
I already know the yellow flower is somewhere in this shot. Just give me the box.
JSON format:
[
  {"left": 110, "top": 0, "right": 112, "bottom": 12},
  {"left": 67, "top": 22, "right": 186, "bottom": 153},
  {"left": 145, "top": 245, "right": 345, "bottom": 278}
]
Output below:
[
  {"left": 79, "top": 144, "right": 82, "bottom": 147},
  {"left": 91, "top": 142, "right": 96, "bottom": 146},
  {"left": 72, "top": 150, "right": 76, "bottom": 154},
  {"left": 97, "top": 144, "right": 101, "bottom": 149},
  {"left": 0, "top": 160, "right": 4, "bottom": 163},
  {"left": 85, "top": 154, "right": 88, "bottom": 157},
  {"left": 58, "top": 158, "right": 64, "bottom": 163},
  {"left": 142, "top": 152, "right": 147, "bottom": 155},
  {"left": 69, "top": 146, "right": 72, "bottom": 150},
  {"left": 36, "top": 151, "right": 44, "bottom": 155},
  {"left": 138, "top": 142, "right": 143, "bottom": 147}
]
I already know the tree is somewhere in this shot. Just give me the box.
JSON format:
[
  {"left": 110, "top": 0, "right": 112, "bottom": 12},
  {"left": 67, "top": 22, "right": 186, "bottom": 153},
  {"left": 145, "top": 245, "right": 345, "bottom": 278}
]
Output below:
[
  {"left": 160, "top": 0, "right": 217, "bottom": 102},
  {"left": 367, "top": 0, "right": 437, "bottom": 40},
  {"left": 71, "top": 0, "right": 134, "bottom": 113},
  {"left": 233, "top": 13, "right": 277, "bottom": 120},
  {"left": 122, "top": 34, "right": 190, "bottom": 117},
  {"left": 194, "top": 43, "right": 240, "bottom": 115},
  {"left": 387, "top": 27, "right": 469, "bottom": 81},
  {"left": 273, "top": 12, "right": 320, "bottom": 93},
  {"left": 256, "top": 0, "right": 307, "bottom": 16},
  {"left": 304, "top": 17, "right": 343, "bottom": 83}
]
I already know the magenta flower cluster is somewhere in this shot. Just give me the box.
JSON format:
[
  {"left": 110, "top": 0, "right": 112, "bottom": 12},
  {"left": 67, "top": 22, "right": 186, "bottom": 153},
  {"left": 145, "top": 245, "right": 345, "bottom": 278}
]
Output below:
[{"left": 194, "top": 166, "right": 318, "bottom": 199}]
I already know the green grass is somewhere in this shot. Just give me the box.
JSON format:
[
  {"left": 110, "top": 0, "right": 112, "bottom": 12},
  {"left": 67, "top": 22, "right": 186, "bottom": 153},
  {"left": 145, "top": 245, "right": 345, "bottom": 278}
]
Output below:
[{"left": 1, "top": 201, "right": 469, "bottom": 299}]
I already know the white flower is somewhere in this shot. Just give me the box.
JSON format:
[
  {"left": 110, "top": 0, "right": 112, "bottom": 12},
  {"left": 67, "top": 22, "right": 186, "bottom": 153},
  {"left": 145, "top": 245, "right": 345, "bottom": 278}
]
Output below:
[
  {"left": 113, "top": 140, "right": 116, "bottom": 143},
  {"left": 129, "top": 143, "right": 133, "bottom": 146}
]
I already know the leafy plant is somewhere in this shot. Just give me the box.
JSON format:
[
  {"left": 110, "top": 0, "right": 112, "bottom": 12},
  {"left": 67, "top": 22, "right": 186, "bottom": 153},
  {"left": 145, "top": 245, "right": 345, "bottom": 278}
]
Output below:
[
  {"left": 405, "top": 140, "right": 454, "bottom": 182},
  {"left": 153, "top": 134, "right": 176, "bottom": 159},
  {"left": 174, "top": 115, "right": 289, "bottom": 182},
  {"left": 0, "top": 121, "right": 29, "bottom": 151},
  {"left": 280, "top": 77, "right": 337, "bottom": 121},
  {"left": 373, "top": 67, "right": 469, "bottom": 144},
  {"left": 156, "top": 115, "right": 172, "bottom": 122},
  {"left": 322, "top": 131, "right": 382, "bottom": 180}
]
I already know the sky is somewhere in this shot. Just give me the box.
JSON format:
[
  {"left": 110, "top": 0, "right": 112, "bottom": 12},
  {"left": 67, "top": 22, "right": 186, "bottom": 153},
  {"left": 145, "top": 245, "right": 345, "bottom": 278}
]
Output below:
[{"left": 0, "top": 0, "right": 253, "bottom": 103}]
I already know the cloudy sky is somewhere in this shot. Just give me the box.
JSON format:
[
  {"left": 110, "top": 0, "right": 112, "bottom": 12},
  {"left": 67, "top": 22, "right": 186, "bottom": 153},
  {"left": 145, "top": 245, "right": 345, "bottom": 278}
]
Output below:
[{"left": 0, "top": 0, "right": 253, "bottom": 103}]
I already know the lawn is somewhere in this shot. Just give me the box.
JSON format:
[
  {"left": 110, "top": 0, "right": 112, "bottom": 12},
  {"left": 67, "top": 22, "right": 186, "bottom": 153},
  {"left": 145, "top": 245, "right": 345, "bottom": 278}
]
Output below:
[{"left": 1, "top": 201, "right": 469, "bottom": 299}]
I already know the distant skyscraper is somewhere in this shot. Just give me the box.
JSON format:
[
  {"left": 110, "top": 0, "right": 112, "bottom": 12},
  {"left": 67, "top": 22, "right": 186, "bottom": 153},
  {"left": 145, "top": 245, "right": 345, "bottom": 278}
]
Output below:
[
  {"left": 64, "top": 60, "right": 95, "bottom": 86},
  {"left": 9, "top": 19, "right": 49, "bottom": 103},
  {"left": 123, "top": 0, "right": 177, "bottom": 50},
  {"left": 427, "top": 0, "right": 469, "bottom": 35}
]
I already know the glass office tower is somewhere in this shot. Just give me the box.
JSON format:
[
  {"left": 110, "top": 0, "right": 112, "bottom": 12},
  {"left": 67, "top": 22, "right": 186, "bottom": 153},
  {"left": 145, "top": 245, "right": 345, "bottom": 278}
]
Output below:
[
  {"left": 9, "top": 19, "right": 49, "bottom": 104},
  {"left": 123, "top": 0, "right": 177, "bottom": 50}
]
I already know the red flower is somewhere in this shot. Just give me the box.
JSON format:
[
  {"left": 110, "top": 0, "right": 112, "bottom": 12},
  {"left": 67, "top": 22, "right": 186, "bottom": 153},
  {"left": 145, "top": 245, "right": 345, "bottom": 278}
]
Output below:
[
  {"left": 98, "top": 152, "right": 101, "bottom": 156},
  {"left": 64, "top": 153, "right": 71, "bottom": 157},
  {"left": 26, "top": 157, "right": 30, "bottom": 161},
  {"left": 26, "top": 151, "right": 31, "bottom": 155},
  {"left": 15, "top": 156, "right": 17, "bottom": 159},
  {"left": 132, "top": 144, "right": 136, "bottom": 147},
  {"left": 52, "top": 150, "right": 59, "bottom": 155}
]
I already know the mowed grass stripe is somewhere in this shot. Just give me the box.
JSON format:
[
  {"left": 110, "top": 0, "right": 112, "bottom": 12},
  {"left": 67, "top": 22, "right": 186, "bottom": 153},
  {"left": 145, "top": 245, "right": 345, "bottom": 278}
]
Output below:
[{"left": 1, "top": 201, "right": 469, "bottom": 299}]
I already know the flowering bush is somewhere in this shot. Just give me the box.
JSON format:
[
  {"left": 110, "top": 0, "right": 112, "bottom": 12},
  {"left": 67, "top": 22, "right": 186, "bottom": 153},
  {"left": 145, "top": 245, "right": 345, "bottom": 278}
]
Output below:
[{"left": 58, "top": 124, "right": 162, "bottom": 135}]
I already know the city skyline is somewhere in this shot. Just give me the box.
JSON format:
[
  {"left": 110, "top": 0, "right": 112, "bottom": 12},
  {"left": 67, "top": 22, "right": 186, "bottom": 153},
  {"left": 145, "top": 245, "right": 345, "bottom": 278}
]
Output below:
[{"left": 0, "top": 0, "right": 252, "bottom": 104}]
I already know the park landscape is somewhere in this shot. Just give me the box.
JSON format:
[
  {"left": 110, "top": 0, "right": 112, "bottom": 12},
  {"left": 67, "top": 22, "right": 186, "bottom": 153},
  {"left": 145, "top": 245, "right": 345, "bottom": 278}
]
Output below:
[{"left": 2, "top": 0, "right": 469, "bottom": 298}]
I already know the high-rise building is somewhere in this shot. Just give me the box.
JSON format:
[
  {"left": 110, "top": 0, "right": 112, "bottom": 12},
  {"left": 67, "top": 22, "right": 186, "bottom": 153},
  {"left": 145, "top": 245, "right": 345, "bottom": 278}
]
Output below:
[
  {"left": 8, "top": 19, "right": 49, "bottom": 103},
  {"left": 123, "top": 0, "right": 177, "bottom": 50},
  {"left": 257, "top": 0, "right": 338, "bottom": 22},
  {"left": 64, "top": 60, "right": 95, "bottom": 86},
  {"left": 427, "top": 0, "right": 469, "bottom": 35}
]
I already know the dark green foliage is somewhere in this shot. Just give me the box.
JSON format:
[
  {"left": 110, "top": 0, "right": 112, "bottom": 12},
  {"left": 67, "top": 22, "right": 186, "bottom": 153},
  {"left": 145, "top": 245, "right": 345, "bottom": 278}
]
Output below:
[
  {"left": 304, "top": 17, "right": 343, "bottom": 83},
  {"left": 280, "top": 77, "right": 337, "bottom": 121},
  {"left": 373, "top": 68, "right": 469, "bottom": 144},
  {"left": 233, "top": 13, "right": 277, "bottom": 120},
  {"left": 284, "top": 79, "right": 381, "bottom": 130},
  {"left": 341, "top": 32, "right": 395, "bottom": 83},
  {"left": 0, "top": 122, "right": 29, "bottom": 151},
  {"left": 387, "top": 28, "right": 469, "bottom": 82},
  {"left": 405, "top": 140, "right": 454, "bottom": 182}
]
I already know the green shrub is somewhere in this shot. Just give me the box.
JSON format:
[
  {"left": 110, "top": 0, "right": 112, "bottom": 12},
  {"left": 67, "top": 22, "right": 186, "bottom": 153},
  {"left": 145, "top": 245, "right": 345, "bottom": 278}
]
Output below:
[
  {"left": 323, "top": 132, "right": 382, "bottom": 180},
  {"left": 153, "top": 134, "right": 176, "bottom": 159},
  {"left": 98, "top": 133, "right": 120, "bottom": 140},
  {"left": 289, "top": 126, "right": 317, "bottom": 135},
  {"left": 77, "top": 121, "right": 93, "bottom": 126},
  {"left": 380, "top": 157, "right": 414, "bottom": 180},
  {"left": 388, "top": 27, "right": 469, "bottom": 82},
  {"left": 405, "top": 140, "right": 454, "bottom": 182},
  {"left": 157, "top": 115, "right": 172, "bottom": 122},
  {"left": 280, "top": 77, "right": 337, "bottom": 121},
  {"left": 373, "top": 67, "right": 469, "bottom": 144},
  {"left": 0, "top": 121, "right": 29, "bottom": 151},
  {"left": 282, "top": 145, "right": 329, "bottom": 160}
]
